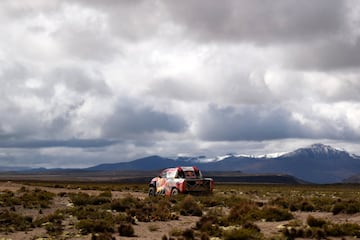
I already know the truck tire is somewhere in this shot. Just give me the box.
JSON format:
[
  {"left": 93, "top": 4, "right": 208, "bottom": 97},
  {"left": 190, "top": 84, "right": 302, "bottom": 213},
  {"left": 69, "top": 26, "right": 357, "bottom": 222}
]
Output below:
[
  {"left": 171, "top": 188, "right": 179, "bottom": 196},
  {"left": 149, "top": 186, "right": 156, "bottom": 196}
]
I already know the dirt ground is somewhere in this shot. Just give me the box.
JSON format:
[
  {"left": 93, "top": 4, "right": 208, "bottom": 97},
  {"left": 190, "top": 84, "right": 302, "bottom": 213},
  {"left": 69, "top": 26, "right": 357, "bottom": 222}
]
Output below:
[
  {"left": 0, "top": 181, "right": 198, "bottom": 240},
  {"left": 1, "top": 181, "right": 360, "bottom": 240}
]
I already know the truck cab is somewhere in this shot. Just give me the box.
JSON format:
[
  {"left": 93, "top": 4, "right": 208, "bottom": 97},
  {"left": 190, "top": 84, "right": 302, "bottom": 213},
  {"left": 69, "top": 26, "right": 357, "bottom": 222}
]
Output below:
[{"left": 149, "top": 166, "right": 214, "bottom": 196}]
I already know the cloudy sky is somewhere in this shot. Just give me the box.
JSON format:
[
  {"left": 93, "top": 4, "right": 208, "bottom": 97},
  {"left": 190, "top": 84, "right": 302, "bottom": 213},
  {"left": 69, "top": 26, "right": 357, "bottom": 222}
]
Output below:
[{"left": 1, "top": 0, "right": 360, "bottom": 168}]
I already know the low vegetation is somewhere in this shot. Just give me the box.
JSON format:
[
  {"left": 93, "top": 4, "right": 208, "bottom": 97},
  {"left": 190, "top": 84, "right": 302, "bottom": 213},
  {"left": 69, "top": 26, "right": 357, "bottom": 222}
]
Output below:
[
  {"left": 282, "top": 215, "right": 360, "bottom": 239},
  {"left": 1, "top": 182, "right": 360, "bottom": 239},
  {"left": 0, "top": 187, "right": 55, "bottom": 209},
  {"left": 0, "top": 209, "right": 33, "bottom": 233}
]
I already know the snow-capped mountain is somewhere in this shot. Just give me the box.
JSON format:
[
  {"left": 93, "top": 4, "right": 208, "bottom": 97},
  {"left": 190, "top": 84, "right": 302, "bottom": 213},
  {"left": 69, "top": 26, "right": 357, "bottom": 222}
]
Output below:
[
  {"left": 259, "top": 143, "right": 360, "bottom": 183},
  {"left": 8, "top": 143, "right": 358, "bottom": 184},
  {"left": 85, "top": 143, "right": 360, "bottom": 183},
  {"left": 176, "top": 151, "right": 287, "bottom": 163},
  {"left": 282, "top": 143, "right": 349, "bottom": 158}
]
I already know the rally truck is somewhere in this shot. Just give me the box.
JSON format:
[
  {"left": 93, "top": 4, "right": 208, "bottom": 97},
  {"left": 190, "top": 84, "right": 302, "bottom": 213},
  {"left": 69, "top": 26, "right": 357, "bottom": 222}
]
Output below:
[{"left": 148, "top": 166, "right": 214, "bottom": 196}]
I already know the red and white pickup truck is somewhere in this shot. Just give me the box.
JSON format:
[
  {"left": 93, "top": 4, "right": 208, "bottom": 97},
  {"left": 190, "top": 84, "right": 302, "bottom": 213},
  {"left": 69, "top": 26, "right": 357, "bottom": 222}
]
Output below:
[{"left": 148, "top": 166, "right": 214, "bottom": 196}]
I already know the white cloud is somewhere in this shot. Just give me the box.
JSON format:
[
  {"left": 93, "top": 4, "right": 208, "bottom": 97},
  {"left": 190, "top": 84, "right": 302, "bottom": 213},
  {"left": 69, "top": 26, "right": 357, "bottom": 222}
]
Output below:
[{"left": 1, "top": 0, "right": 360, "bottom": 168}]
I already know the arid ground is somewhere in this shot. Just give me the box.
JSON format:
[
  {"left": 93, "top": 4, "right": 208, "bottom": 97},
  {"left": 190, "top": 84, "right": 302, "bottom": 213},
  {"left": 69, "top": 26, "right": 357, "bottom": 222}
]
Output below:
[{"left": 1, "top": 180, "right": 360, "bottom": 240}]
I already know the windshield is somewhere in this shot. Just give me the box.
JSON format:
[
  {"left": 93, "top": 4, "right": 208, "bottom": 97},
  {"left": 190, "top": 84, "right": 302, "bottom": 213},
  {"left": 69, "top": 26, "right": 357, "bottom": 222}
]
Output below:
[{"left": 166, "top": 169, "right": 177, "bottom": 178}]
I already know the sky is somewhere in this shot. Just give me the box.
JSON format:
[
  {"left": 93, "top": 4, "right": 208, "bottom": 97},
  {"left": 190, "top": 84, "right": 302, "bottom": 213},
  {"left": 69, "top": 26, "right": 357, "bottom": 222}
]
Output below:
[{"left": 1, "top": 0, "right": 360, "bottom": 168}]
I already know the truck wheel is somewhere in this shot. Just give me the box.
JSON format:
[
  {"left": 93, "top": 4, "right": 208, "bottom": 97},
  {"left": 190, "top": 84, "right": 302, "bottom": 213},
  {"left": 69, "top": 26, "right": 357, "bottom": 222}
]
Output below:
[
  {"left": 149, "top": 186, "right": 156, "bottom": 196},
  {"left": 171, "top": 188, "right": 179, "bottom": 196}
]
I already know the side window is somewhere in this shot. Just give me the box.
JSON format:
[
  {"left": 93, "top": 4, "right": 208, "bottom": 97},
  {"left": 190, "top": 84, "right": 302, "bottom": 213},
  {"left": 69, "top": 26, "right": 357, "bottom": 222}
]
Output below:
[
  {"left": 195, "top": 170, "right": 201, "bottom": 178},
  {"left": 177, "top": 169, "right": 185, "bottom": 178},
  {"left": 161, "top": 170, "right": 167, "bottom": 178}
]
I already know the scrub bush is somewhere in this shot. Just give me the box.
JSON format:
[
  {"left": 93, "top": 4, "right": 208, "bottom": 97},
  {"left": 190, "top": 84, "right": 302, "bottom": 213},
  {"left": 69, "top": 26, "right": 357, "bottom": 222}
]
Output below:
[
  {"left": 0, "top": 209, "right": 33, "bottom": 232},
  {"left": 223, "top": 228, "right": 263, "bottom": 240},
  {"left": 118, "top": 223, "right": 135, "bottom": 237},
  {"left": 177, "top": 195, "right": 203, "bottom": 216}
]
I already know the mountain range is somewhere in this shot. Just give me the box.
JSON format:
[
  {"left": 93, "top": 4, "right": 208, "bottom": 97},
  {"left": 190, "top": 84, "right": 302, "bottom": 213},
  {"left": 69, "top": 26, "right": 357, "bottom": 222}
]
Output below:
[
  {"left": 0, "top": 143, "right": 360, "bottom": 183},
  {"left": 87, "top": 143, "right": 360, "bottom": 183}
]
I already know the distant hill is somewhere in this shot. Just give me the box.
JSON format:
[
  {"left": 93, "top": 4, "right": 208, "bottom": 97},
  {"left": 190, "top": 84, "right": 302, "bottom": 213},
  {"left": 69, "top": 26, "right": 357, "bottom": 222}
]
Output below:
[
  {"left": 0, "top": 169, "right": 307, "bottom": 184},
  {"left": 2, "top": 143, "right": 360, "bottom": 184},
  {"left": 202, "top": 144, "right": 360, "bottom": 183},
  {"left": 86, "top": 143, "right": 360, "bottom": 183},
  {"left": 0, "top": 166, "right": 32, "bottom": 172},
  {"left": 205, "top": 172, "right": 308, "bottom": 184},
  {"left": 255, "top": 144, "right": 360, "bottom": 183},
  {"left": 343, "top": 174, "right": 360, "bottom": 183},
  {"left": 86, "top": 155, "right": 187, "bottom": 171}
]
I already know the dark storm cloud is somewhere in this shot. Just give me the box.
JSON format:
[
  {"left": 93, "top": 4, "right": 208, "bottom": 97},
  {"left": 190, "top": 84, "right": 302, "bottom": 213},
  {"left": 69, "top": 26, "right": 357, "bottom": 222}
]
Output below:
[
  {"left": 0, "top": 99, "right": 84, "bottom": 143},
  {"left": 150, "top": 73, "right": 273, "bottom": 104},
  {"left": 102, "top": 99, "right": 188, "bottom": 138},
  {"left": 46, "top": 67, "right": 111, "bottom": 95},
  {"left": 0, "top": 62, "right": 34, "bottom": 98},
  {"left": 198, "top": 105, "right": 307, "bottom": 141},
  {"left": 0, "top": 138, "right": 118, "bottom": 149},
  {"left": 53, "top": 19, "right": 118, "bottom": 62},
  {"left": 290, "top": 39, "right": 360, "bottom": 71},
  {"left": 72, "top": 0, "right": 348, "bottom": 44},
  {"left": 72, "top": 0, "right": 162, "bottom": 41},
  {"left": 0, "top": 61, "right": 29, "bottom": 82},
  {"left": 0, "top": 64, "right": 110, "bottom": 143},
  {"left": 148, "top": 78, "right": 206, "bottom": 102},
  {"left": 0, "top": 1, "right": 60, "bottom": 19},
  {"left": 0, "top": 128, "right": 14, "bottom": 141},
  {"left": 198, "top": 104, "right": 360, "bottom": 142},
  {"left": 45, "top": 100, "right": 86, "bottom": 136},
  {"left": 163, "top": 0, "right": 347, "bottom": 44}
]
